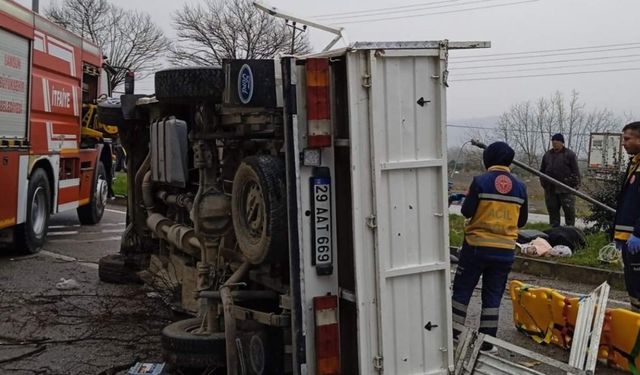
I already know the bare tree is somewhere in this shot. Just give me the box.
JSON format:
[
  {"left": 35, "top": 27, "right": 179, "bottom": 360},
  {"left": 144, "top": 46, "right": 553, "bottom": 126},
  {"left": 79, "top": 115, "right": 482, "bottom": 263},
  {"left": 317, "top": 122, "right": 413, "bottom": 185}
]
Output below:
[
  {"left": 574, "top": 107, "right": 618, "bottom": 159},
  {"left": 565, "top": 90, "right": 585, "bottom": 149},
  {"left": 171, "top": 0, "right": 311, "bottom": 66},
  {"left": 533, "top": 96, "right": 555, "bottom": 155},
  {"left": 46, "top": 0, "right": 169, "bottom": 91},
  {"left": 494, "top": 91, "right": 619, "bottom": 165},
  {"left": 623, "top": 110, "right": 636, "bottom": 124},
  {"left": 496, "top": 101, "right": 542, "bottom": 166}
]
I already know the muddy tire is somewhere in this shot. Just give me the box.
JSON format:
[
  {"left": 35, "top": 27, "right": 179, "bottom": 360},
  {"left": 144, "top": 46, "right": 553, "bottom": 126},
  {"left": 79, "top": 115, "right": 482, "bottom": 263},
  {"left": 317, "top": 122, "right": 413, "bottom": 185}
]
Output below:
[
  {"left": 14, "top": 168, "right": 51, "bottom": 254},
  {"left": 162, "top": 318, "right": 226, "bottom": 369},
  {"left": 231, "top": 156, "right": 287, "bottom": 265},
  {"left": 98, "top": 254, "right": 140, "bottom": 284},
  {"left": 155, "top": 67, "right": 225, "bottom": 103},
  {"left": 77, "top": 161, "right": 107, "bottom": 225}
]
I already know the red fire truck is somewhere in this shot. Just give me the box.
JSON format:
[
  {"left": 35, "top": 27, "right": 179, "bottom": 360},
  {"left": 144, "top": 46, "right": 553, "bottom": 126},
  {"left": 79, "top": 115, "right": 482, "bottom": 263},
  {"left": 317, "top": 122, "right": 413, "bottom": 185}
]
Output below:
[{"left": 0, "top": 0, "right": 111, "bottom": 254}]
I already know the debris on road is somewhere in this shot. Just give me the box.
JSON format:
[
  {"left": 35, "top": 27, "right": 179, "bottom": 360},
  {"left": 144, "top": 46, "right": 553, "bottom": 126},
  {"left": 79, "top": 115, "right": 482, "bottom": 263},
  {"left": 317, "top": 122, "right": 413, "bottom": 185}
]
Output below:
[
  {"left": 127, "top": 362, "right": 166, "bottom": 375},
  {"left": 55, "top": 278, "right": 80, "bottom": 290}
]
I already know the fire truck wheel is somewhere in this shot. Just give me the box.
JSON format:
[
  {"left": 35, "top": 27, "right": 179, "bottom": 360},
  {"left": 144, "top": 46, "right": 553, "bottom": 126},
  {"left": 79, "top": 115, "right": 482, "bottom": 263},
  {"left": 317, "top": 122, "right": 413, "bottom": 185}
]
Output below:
[
  {"left": 155, "top": 67, "right": 225, "bottom": 103},
  {"left": 14, "top": 168, "right": 51, "bottom": 254},
  {"left": 231, "top": 156, "right": 287, "bottom": 265},
  {"left": 162, "top": 318, "right": 226, "bottom": 369},
  {"left": 77, "top": 161, "right": 107, "bottom": 225}
]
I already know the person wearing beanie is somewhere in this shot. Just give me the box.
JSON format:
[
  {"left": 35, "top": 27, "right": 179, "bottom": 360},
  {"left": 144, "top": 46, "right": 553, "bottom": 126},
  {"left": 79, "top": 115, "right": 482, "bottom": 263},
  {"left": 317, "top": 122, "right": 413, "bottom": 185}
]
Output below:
[
  {"left": 540, "top": 133, "right": 581, "bottom": 227},
  {"left": 452, "top": 141, "right": 528, "bottom": 353},
  {"left": 552, "top": 133, "right": 565, "bottom": 143}
]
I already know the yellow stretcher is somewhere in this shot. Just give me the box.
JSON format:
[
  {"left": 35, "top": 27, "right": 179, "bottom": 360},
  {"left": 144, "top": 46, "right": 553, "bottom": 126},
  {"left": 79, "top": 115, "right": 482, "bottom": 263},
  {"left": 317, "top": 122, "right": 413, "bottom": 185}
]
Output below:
[{"left": 510, "top": 280, "right": 640, "bottom": 374}]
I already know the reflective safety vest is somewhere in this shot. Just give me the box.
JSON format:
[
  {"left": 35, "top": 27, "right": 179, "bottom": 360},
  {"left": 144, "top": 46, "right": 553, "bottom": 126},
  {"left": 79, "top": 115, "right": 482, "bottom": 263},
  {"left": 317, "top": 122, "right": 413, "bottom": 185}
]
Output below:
[
  {"left": 614, "top": 154, "right": 640, "bottom": 241},
  {"left": 462, "top": 166, "right": 529, "bottom": 251}
]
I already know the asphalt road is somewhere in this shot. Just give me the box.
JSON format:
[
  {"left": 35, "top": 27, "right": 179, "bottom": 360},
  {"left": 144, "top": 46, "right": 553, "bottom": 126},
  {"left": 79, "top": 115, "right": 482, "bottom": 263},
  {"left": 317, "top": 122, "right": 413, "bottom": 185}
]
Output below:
[
  {"left": 464, "top": 268, "right": 628, "bottom": 374},
  {"left": 0, "top": 206, "right": 173, "bottom": 375},
  {"left": 0, "top": 205, "right": 629, "bottom": 374}
]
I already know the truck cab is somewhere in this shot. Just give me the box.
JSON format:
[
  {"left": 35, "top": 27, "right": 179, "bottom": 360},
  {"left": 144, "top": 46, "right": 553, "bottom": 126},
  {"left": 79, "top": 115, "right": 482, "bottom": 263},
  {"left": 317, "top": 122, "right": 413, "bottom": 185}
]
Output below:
[{"left": 0, "top": 0, "right": 112, "bottom": 254}]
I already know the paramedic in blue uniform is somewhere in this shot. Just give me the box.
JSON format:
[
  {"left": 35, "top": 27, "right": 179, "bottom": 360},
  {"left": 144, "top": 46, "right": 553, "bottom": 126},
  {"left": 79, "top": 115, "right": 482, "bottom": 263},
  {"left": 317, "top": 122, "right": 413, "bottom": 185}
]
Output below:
[
  {"left": 451, "top": 141, "right": 528, "bottom": 352},
  {"left": 614, "top": 122, "right": 640, "bottom": 311}
]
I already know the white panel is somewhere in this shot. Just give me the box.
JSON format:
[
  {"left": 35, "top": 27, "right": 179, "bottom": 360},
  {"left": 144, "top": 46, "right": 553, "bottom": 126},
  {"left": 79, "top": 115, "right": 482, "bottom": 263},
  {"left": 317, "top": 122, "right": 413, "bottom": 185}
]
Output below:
[
  {"left": 34, "top": 31, "right": 46, "bottom": 52},
  {"left": 368, "top": 50, "right": 453, "bottom": 374},
  {"left": 0, "top": 28, "right": 29, "bottom": 139},
  {"left": 0, "top": 1, "right": 34, "bottom": 26},
  {"left": 57, "top": 201, "right": 79, "bottom": 212},
  {"left": 34, "top": 16, "right": 81, "bottom": 49},
  {"left": 82, "top": 40, "right": 101, "bottom": 56},
  {"left": 47, "top": 37, "right": 76, "bottom": 77},
  {"left": 16, "top": 155, "right": 29, "bottom": 224},
  {"left": 59, "top": 178, "right": 80, "bottom": 188},
  {"left": 346, "top": 51, "right": 381, "bottom": 375}
]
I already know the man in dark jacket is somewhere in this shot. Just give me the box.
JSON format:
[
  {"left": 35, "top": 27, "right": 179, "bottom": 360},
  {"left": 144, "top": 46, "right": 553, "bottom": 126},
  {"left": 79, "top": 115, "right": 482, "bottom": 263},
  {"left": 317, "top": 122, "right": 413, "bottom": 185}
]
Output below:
[
  {"left": 452, "top": 142, "right": 528, "bottom": 353},
  {"left": 614, "top": 122, "right": 640, "bottom": 311},
  {"left": 540, "top": 133, "right": 581, "bottom": 227}
]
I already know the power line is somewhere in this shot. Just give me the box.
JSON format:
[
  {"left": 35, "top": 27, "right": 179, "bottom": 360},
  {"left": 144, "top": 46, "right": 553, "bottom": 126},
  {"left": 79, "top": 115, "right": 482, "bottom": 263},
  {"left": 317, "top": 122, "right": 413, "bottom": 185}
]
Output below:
[
  {"left": 315, "top": 0, "right": 497, "bottom": 21},
  {"left": 451, "top": 45, "right": 640, "bottom": 64},
  {"left": 451, "top": 41, "right": 640, "bottom": 60},
  {"left": 312, "top": 0, "right": 463, "bottom": 18},
  {"left": 450, "top": 67, "right": 640, "bottom": 81},
  {"left": 452, "top": 57, "right": 640, "bottom": 76},
  {"left": 451, "top": 53, "right": 640, "bottom": 71},
  {"left": 447, "top": 123, "right": 594, "bottom": 137},
  {"left": 331, "top": 0, "right": 540, "bottom": 25},
  {"left": 448, "top": 124, "right": 494, "bottom": 130}
]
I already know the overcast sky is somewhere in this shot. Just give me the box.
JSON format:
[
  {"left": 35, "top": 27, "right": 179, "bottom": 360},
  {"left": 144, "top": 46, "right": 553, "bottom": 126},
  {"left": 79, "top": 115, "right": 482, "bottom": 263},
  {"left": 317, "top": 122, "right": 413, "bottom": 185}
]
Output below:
[{"left": 18, "top": 0, "right": 640, "bottom": 141}]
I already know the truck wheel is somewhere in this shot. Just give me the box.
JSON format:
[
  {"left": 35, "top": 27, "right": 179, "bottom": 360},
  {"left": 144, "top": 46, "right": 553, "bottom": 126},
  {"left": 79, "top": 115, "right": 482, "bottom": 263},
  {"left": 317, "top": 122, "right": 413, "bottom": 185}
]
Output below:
[
  {"left": 97, "top": 97, "right": 124, "bottom": 125},
  {"left": 14, "top": 169, "right": 51, "bottom": 254},
  {"left": 231, "top": 156, "right": 287, "bottom": 265},
  {"left": 162, "top": 318, "right": 226, "bottom": 369},
  {"left": 155, "top": 67, "right": 225, "bottom": 103},
  {"left": 77, "top": 161, "right": 107, "bottom": 225}
]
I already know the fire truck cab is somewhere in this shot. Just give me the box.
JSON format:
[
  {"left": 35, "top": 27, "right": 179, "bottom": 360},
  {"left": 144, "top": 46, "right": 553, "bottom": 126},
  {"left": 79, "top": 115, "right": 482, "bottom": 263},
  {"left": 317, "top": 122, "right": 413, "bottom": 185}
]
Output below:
[{"left": 0, "top": 0, "right": 111, "bottom": 253}]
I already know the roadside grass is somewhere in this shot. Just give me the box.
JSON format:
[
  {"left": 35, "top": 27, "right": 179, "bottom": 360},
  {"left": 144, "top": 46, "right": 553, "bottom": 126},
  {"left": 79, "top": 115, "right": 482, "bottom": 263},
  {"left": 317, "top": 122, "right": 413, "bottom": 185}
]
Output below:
[
  {"left": 112, "top": 171, "right": 127, "bottom": 197},
  {"left": 555, "top": 232, "right": 620, "bottom": 270},
  {"left": 449, "top": 214, "right": 621, "bottom": 270},
  {"left": 449, "top": 214, "right": 466, "bottom": 247}
]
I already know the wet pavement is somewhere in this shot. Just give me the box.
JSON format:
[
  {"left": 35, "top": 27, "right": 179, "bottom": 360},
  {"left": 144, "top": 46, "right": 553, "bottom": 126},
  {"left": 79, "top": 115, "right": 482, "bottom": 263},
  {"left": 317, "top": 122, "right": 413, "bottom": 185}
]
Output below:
[
  {"left": 463, "top": 268, "right": 628, "bottom": 374},
  {"left": 0, "top": 205, "right": 629, "bottom": 374},
  {"left": 0, "top": 206, "right": 174, "bottom": 375}
]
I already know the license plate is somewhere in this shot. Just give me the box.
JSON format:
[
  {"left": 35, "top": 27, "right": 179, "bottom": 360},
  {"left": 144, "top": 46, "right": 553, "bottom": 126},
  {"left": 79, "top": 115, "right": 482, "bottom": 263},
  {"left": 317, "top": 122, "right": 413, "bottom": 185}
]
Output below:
[{"left": 311, "top": 175, "right": 333, "bottom": 275}]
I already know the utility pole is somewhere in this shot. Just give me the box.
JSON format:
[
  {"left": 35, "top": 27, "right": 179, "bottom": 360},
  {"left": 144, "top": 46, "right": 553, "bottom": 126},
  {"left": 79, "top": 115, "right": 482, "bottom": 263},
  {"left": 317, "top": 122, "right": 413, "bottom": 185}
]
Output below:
[{"left": 285, "top": 21, "right": 307, "bottom": 54}]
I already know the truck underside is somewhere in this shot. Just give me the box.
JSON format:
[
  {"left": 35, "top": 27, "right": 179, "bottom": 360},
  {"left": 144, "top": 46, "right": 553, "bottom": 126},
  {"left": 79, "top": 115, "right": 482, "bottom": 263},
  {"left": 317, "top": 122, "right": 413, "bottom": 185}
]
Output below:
[{"left": 110, "top": 62, "right": 295, "bottom": 373}]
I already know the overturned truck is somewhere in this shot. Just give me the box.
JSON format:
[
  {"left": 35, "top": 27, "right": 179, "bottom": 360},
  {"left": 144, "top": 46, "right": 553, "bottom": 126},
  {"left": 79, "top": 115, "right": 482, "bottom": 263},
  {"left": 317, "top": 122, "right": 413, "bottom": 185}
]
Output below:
[{"left": 103, "top": 41, "right": 489, "bottom": 374}]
